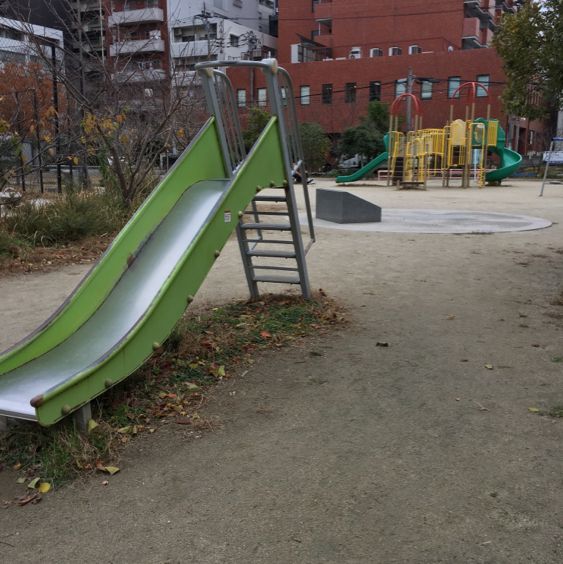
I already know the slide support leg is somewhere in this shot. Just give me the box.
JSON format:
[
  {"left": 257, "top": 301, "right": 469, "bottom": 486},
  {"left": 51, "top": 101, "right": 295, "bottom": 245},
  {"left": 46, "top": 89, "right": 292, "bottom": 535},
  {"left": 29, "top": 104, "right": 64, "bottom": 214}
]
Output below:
[{"left": 73, "top": 402, "right": 92, "bottom": 433}]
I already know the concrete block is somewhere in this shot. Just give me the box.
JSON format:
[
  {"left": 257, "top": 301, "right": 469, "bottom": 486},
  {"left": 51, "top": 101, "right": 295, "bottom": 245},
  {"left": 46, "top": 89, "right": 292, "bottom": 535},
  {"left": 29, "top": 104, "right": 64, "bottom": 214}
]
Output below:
[{"left": 316, "top": 189, "right": 381, "bottom": 224}]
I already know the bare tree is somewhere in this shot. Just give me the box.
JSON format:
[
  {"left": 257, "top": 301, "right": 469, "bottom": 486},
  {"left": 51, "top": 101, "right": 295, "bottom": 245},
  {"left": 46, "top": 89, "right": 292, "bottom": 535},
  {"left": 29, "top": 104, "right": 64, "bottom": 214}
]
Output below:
[{"left": 10, "top": 0, "right": 209, "bottom": 207}]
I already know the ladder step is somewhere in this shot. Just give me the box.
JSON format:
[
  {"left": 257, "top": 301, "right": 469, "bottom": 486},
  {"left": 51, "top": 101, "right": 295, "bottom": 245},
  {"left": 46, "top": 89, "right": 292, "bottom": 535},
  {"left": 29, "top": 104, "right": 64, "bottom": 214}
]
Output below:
[
  {"left": 247, "top": 249, "right": 296, "bottom": 258},
  {"left": 254, "top": 195, "right": 287, "bottom": 202},
  {"left": 241, "top": 223, "right": 291, "bottom": 231},
  {"left": 244, "top": 210, "right": 289, "bottom": 217},
  {"left": 252, "top": 265, "right": 299, "bottom": 272},
  {"left": 252, "top": 274, "right": 301, "bottom": 285},
  {"left": 245, "top": 238, "right": 294, "bottom": 245}
]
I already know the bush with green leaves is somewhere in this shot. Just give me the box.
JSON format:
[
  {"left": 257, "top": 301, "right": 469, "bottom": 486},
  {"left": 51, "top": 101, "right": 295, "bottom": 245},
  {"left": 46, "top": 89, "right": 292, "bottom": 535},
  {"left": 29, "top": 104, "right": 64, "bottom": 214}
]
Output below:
[
  {"left": 300, "top": 122, "right": 331, "bottom": 172},
  {"left": 338, "top": 101, "right": 389, "bottom": 162},
  {"left": 1, "top": 187, "right": 127, "bottom": 247}
]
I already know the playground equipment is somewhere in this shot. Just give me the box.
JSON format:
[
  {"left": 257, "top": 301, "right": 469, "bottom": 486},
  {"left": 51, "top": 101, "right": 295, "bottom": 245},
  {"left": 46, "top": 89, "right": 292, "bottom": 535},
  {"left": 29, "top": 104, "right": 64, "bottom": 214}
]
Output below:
[
  {"left": 0, "top": 59, "right": 315, "bottom": 428},
  {"left": 336, "top": 82, "right": 521, "bottom": 187}
]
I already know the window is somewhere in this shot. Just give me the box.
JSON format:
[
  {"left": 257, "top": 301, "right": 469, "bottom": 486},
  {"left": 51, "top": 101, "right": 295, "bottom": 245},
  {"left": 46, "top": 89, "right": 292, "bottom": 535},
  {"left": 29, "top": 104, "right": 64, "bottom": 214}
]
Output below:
[
  {"left": 420, "top": 80, "right": 433, "bottom": 100},
  {"left": 280, "top": 87, "right": 288, "bottom": 106},
  {"left": 476, "top": 74, "right": 490, "bottom": 97},
  {"left": 345, "top": 82, "right": 356, "bottom": 103},
  {"left": 369, "top": 81, "right": 381, "bottom": 101},
  {"left": 230, "top": 34, "right": 239, "bottom": 47},
  {"left": 408, "top": 45, "right": 422, "bottom": 55},
  {"left": 257, "top": 88, "right": 267, "bottom": 107},
  {"left": 395, "top": 79, "right": 407, "bottom": 97},
  {"left": 448, "top": 76, "right": 461, "bottom": 98},
  {"left": 369, "top": 48, "right": 383, "bottom": 58},
  {"left": 389, "top": 46, "right": 402, "bottom": 56},
  {"left": 300, "top": 85, "right": 311, "bottom": 105},
  {"left": 237, "top": 89, "right": 246, "bottom": 108},
  {"left": 322, "top": 83, "right": 333, "bottom": 104}
]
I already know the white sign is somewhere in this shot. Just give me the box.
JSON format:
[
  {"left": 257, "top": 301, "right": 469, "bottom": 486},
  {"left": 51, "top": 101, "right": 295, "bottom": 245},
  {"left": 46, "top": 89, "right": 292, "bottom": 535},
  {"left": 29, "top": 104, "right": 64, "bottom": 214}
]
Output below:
[{"left": 543, "top": 151, "right": 563, "bottom": 164}]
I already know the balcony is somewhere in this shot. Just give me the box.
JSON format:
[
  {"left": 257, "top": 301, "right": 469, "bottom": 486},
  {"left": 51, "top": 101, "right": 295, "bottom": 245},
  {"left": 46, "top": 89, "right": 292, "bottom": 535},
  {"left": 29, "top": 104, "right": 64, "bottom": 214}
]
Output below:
[
  {"left": 464, "top": 0, "right": 496, "bottom": 30},
  {"left": 112, "top": 68, "right": 167, "bottom": 82},
  {"left": 110, "top": 37, "right": 165, "bottom": 56},
  {"left": 314, "top": 0, "right": 333, "bottom": 21},
  {"left": 170, "top": 40, "right": 214, "bottom": 59},
  {"left": 108, "top": 8, "right": 164, "bottom": 27}
]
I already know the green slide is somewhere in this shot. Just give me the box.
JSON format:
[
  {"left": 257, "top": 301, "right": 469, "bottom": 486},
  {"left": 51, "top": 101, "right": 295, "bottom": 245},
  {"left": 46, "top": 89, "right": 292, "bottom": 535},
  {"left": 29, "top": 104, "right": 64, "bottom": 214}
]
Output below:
[
  {"left": 486, "top": 146, "right": 522, "bottom": 183},
  {"left": 0, "top": 116, "right": 288, "bottom": 426},
  {"left": 474, "top": 118, "right": 522, "bottom": 183},
  {"left": 336, "top": 151, "right": 389, "bottom": 184}
]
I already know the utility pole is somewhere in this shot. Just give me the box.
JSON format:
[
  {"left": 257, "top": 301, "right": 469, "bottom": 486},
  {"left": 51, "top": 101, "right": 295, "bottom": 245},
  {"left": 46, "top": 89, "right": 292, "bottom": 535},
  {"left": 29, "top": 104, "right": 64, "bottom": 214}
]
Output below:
[{"left": 406, "top": 67, "right": 414, "bottom": 131}]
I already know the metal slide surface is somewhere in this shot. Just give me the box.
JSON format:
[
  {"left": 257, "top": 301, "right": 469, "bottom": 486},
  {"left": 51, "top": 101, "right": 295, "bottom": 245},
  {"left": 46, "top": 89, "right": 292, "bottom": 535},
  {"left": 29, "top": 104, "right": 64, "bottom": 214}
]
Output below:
[
  {"left": 336, "top": 152, "right": 389, "bottom": 184},
  {"left": 0, "top": 117, "right": 287, "bottom": 425},
  {"left": 486, "top": 146, "right": 522, "bottom": 183}
]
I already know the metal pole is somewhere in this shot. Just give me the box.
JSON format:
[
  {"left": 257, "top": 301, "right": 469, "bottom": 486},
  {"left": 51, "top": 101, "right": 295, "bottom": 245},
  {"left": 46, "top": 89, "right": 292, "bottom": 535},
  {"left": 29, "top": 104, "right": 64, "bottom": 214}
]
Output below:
[
  {"left": 51, "top": 43, "right": 62, "bottom": 194},
  {"left": 32, "top": 90, "right": 44, "bottom": 193},
  {"left": 539, "top": 140, "right": 554, "bottom": 197},
  {"left": 406, "top": 67, "right": 413, "bottom": 131},
  {"left": 14, "top": 91, "right": 26, "bottom": 193}
]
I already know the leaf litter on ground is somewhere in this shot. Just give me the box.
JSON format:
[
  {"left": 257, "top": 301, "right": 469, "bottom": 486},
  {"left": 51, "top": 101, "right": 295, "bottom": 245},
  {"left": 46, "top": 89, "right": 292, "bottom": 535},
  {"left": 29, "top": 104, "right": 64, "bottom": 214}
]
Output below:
[{"left": 0, "top": 292, "right": 345, "bottom": 492}]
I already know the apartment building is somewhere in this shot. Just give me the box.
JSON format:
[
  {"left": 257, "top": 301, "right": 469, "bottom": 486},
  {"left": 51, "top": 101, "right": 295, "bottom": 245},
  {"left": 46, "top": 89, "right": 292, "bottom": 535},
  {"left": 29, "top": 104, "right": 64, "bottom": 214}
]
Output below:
[
  {"left": 0, "top": 15, "right": 63, "bottom": 68},
  {"left": 231, "top": 0, "right": 542, "bottom": 154},
  {"left": 107, "top": 0, "right": 278, "bottom": 85}
]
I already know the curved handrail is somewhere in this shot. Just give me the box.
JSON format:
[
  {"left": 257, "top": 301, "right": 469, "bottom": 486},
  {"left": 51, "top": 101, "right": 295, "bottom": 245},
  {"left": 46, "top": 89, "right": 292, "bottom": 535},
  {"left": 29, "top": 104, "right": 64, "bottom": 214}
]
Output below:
[
  {"left": 391, "top": 93, "right": 422, "bottom": 116},
  {"left": 451, "top": 81, "right": 489, "bottom": 103}
]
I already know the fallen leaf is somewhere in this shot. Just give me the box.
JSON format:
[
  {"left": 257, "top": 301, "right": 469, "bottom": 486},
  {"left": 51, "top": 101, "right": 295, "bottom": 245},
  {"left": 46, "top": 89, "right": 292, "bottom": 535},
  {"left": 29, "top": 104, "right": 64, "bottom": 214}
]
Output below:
[
  {"left": 260, "top": 331, "right": 272, "bottom": 339},
  {"left": 484, "top": 364, "right": 494, "bottom": 370},
  {"left": 27, "top": 477, "right": 40, "bottom": 490},
  {"left": 97, "top": 464, "right": 120, "bottom": 475},
  {"left": 38, "top": 482, "right": 51, "bottom": 494},
  {"left": 101, "top": 480, "right": 109, "bottom": 486},
  {"left": 87, "top": 419, "right": 99, "bottom": 433},
  {"left": 15, "top": 492, "right": 41, "bottom": 506},
  {"left": 16, "top": 477, "right": 26, "bottom": 484},
  {"left": 175, "top": 417, "right": 192, "bottom": 425},
  {"left": 217, "top": 365, "right": 226, "bottom": 378},
  {"left": 528, "top": 407, "right": 541, "bottom": 413},
  {"left": 12, "top": 462, "right": 21, "bottom": 471}
]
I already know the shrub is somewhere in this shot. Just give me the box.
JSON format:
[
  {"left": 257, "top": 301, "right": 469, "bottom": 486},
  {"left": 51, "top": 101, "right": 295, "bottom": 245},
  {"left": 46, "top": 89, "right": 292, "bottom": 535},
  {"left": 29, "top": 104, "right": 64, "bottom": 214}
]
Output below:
[{"left": 1, "top": 188, "right": 127, "bottom": 247}]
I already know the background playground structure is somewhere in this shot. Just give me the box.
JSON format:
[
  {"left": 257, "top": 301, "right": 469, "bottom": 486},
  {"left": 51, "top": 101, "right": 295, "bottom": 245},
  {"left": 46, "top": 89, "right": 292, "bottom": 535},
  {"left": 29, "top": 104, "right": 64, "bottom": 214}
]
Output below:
[{"left": 337, "top": 82, "right": 522, "bottom": 188}]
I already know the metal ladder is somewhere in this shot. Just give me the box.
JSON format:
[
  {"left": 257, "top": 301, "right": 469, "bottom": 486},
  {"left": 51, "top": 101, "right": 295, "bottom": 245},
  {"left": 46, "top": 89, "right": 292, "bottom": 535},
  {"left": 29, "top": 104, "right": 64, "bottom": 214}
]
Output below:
[{"left": 196, "top": 59, "right": 315, "bottom": 299}]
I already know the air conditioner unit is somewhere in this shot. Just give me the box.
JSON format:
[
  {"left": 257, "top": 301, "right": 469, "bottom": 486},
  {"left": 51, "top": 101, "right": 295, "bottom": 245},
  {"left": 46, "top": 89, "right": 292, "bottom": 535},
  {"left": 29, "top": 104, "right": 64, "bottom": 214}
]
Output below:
[{"left": 349, "top": 47, "right": 362, "bottom": 59}]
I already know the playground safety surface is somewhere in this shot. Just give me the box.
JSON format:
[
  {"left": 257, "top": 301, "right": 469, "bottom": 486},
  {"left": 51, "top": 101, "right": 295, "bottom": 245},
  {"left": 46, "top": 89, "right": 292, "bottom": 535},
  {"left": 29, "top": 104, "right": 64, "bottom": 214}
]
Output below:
[{"left": 308, "top": 208, "right": 552, "bottom": 234}]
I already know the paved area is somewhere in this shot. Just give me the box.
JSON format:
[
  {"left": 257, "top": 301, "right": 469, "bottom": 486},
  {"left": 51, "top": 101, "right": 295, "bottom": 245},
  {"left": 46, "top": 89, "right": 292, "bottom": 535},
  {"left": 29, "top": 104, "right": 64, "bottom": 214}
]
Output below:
[
  {"left": 0, "top": 179, "right": 562, "bottom": 563},
  {"left": 308, "top": 208, "right": 552, "bottom": 234}
]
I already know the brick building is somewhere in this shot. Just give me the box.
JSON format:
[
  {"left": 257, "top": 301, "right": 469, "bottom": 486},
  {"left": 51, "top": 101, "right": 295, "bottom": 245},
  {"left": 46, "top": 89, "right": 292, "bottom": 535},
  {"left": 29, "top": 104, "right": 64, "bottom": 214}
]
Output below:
[{"left": 230, "top": 0, "right": 545, "bottom": 155}]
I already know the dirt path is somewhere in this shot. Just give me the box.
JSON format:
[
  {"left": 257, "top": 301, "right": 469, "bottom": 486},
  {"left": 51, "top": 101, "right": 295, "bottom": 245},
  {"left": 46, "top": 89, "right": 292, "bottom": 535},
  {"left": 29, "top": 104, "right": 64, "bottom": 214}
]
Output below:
[{"left": 1, "top": 180, "right": 562, "bottom": 563}]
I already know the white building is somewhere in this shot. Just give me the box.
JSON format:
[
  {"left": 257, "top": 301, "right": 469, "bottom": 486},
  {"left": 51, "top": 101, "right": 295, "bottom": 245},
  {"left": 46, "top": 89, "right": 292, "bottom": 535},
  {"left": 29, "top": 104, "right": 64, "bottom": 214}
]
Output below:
[
  {"left": 0, "top": 16, "right": 63, "bottom": 69},
  {"left": 167, "top": 0, "right": 277, "bottom": 70}
]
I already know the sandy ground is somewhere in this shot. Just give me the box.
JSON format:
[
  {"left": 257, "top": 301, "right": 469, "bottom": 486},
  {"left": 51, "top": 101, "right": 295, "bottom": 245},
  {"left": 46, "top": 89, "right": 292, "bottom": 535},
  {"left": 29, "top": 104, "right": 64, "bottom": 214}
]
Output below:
[{"left": 1, "top": 178, "right": 563, "bottom": 563}]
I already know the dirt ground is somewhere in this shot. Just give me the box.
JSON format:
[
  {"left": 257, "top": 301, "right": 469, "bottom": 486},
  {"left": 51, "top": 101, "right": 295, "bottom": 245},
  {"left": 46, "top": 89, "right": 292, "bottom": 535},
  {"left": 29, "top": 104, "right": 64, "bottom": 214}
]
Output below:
[{"left": 1, "top": 178, "right": 562, "bottom": 563}]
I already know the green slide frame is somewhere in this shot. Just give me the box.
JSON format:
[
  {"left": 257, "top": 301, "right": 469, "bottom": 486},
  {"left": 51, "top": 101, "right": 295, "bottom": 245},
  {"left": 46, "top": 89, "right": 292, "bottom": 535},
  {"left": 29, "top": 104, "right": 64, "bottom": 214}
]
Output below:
[{"left": 0, "top": 116, "right": 288, "bottom": 426}]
